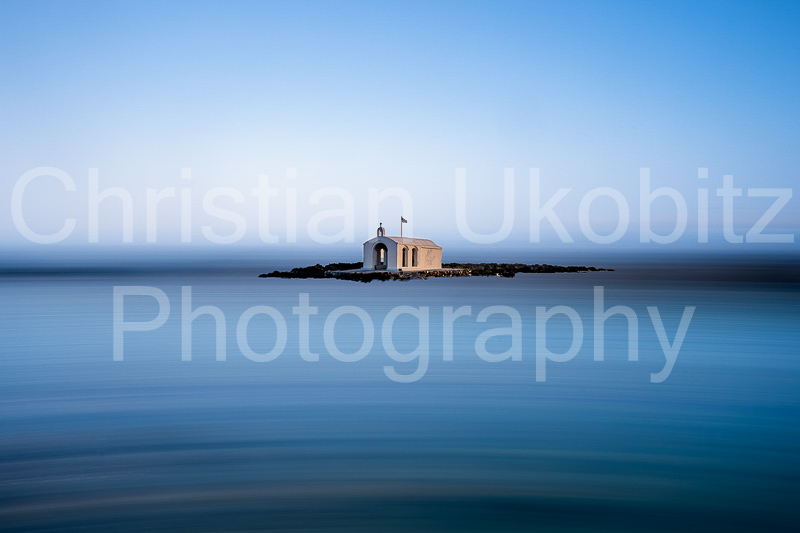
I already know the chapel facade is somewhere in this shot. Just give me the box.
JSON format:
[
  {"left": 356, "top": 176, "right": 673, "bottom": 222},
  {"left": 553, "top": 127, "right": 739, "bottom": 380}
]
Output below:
[{"left": 362, "top": 223, "right": 442, "bottom": 271}]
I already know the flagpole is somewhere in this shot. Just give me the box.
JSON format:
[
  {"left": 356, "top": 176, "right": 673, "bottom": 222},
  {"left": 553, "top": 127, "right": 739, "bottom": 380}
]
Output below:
[{"left": 400, "top": 216, "right": 403, "bottom": 238}]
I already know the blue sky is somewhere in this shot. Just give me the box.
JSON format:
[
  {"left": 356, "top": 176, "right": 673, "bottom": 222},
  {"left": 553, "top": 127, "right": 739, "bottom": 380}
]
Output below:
[{"left": 1, "top": 0, "right": 797, "bottom": 253}]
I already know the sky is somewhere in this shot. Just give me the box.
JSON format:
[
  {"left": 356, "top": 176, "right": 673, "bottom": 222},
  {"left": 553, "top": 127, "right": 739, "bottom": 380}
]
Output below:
[{"left": 0, "top": 0, "right": 797, "bottom": 260}]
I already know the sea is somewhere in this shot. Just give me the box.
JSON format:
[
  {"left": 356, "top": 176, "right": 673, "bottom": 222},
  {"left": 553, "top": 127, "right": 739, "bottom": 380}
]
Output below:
[{"left": 0, "top": 253, "right": 798, "bottom": 532}]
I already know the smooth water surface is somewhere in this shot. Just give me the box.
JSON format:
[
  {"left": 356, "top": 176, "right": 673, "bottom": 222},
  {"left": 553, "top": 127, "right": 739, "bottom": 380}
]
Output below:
[{"left": 0, "top": 264, "right": 798, "bottom": 531}]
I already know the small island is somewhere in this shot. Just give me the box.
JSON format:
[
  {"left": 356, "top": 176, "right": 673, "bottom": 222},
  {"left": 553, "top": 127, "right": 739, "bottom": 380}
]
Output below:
[
  {"left": 259, "top": 262, "right": 613, "bottom": 283},
  {"left": 258, "top": 224, "right": 612, "bottom": 282}
]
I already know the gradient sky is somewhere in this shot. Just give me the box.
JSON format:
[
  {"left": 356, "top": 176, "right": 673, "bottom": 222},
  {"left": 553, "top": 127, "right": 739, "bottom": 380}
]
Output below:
[{"left": 1, "top": 0, "right": 797, "bottom": 253}]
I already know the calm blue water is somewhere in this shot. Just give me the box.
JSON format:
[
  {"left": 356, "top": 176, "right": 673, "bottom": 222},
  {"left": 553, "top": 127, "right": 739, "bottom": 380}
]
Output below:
[{"left": 0, "top": 263, "right": 798, "bottom": 531}]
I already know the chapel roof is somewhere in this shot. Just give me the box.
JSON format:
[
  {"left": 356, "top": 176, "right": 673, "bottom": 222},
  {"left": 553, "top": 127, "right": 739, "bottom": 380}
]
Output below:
[{"left": 380, "top": 236, "right": 440, "bottom": 247}]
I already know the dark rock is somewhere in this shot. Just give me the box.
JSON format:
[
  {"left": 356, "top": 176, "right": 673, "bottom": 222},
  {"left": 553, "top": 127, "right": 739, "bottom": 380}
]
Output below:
[{"left": 258, "top": 261, "right": 613, "bottom": 282}]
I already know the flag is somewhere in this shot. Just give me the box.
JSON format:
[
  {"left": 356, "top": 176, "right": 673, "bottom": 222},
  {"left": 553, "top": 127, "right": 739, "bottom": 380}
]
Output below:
[{"left": 401, "top": 216, "right": 408, "bottom": 223}]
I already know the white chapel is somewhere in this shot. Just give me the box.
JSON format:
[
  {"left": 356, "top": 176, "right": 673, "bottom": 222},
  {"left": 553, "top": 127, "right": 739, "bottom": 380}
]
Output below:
[{"left": 362, "top": 223, "right": 442, "bottom": 271}]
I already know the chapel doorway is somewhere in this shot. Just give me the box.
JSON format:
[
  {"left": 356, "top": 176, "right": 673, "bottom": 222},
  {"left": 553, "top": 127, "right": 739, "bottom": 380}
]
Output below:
[{"left": 373, "top": 243, "right": 388, "bottom": 270}]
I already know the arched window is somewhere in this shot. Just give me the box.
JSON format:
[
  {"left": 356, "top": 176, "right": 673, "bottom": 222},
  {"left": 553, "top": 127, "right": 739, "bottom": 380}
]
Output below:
[
  {"left": 412, "top": 247, "right": 418, "bottom": 267},
  {"left": 402, "top": 247, "right": 408, "bottom": 267}
]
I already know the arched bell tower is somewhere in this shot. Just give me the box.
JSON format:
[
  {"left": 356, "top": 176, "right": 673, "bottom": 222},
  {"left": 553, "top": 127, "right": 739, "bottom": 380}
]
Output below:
[{"left": 377, "top": 223, "right": 385, "bottom": 237}]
